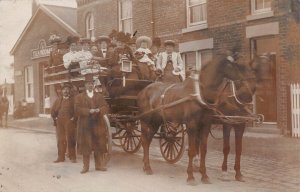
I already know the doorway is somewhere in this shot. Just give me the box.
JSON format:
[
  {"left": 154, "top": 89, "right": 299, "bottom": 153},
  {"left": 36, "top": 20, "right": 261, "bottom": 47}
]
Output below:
[{"left": 251, "top": 37, "right": 277, "bottom": 123}]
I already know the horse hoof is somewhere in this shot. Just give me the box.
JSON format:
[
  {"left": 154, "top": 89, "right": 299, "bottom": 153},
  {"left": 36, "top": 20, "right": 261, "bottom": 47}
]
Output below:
[
  {"left": 187, "top": 178, "right": 197, "bottom": 186},
  {"left": 218, "top": 172, "right": 231, "bottom": 182},
  {"left": 235, "top": 174, "right": 245, "bottom": 182},
  {"left": 143, "top": 167, "right": 153, "bottom": 175},
  {"left": 201, "top": 177, "right": 211, "bottom": 184}
]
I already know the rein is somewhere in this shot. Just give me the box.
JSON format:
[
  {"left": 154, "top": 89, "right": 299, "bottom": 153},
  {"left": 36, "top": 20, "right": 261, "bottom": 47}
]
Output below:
[{"left": 229, "top": 80, "right": 254, "bottom": 105}]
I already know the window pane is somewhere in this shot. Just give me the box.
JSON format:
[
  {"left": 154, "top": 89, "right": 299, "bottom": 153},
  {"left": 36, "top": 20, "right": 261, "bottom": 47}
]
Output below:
[
  {"left": 121, "top": 0, "right": 132, "bottom": 19},
  {"left": 190, "top": 3, "right": 207, "bottom": 23},
  {"left": 28, "top": 85, "right": 31, "bottom": 97},
  {"left": 255, "top": 0, "right": 264, "bottom": 9},
  {"left": 255, "top": 0, "right": 271, "bottom": 10},
  {"left": 264, "top": 0, "right": 271, "bottom": 8},
  {"left": 122, "top": 19, "right": 132, "bottom": 34},
  {"left": 189, "top": 0, "right": 205, "bottom": 6},
  {"left": 200, "top": 50, "right": 213, "bottom": 68},
  {"left": 184, "top": 52, "right": 197, "bottom": 71}
]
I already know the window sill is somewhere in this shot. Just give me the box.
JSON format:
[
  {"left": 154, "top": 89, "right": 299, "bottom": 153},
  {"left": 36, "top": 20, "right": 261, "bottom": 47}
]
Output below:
[
  {"left": 26, "top": 97, "right": 35, "bottom": 103},
  {"left": 246, "top": 11, "right": 274, "bottom": 21},
  {"left": 182, "top": 23, "right": 208, "bottom": 34}
]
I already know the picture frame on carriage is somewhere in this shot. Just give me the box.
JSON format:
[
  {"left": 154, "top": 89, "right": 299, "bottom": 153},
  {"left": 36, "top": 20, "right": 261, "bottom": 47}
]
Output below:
[{"left": 121, "top": 59, "right": 132, "bottom": 73}]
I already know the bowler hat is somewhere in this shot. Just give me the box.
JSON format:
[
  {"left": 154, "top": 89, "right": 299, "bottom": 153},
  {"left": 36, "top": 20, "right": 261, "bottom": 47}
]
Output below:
[
  {"left": 61, "top": 82, "right": 72, "bottom": 89},
  {"left": 164, "top": 40, "right": 176, "bottom": 47}
]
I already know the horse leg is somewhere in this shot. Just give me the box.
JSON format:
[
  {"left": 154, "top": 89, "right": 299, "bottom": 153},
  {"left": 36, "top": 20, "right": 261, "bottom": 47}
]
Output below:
[
  {"left": 219, "top": 124, "right": 231, "bottom": 181},
  {"left": 199, "top": 124, "right": 211, "bottom": 184},
  {"left": 186, "top": 128, "right": 197, "bottom": 185},
  {"left": 234, "top": 124, "right": 246, "bottom": 182},
  {"left": 141, "top": 120, "right": 158, "bottom": 175}
]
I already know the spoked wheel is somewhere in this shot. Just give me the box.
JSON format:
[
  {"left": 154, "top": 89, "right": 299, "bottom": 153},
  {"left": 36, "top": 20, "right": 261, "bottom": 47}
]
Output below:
[
  {"left": 159, "top": 122, "right": 186, "bottom": 164},
  {"left": 103, "top": 114, "right": 113, "bottom": 164},
  {"left": 120, "top": 120, "right": 142, "bottom": 154}
]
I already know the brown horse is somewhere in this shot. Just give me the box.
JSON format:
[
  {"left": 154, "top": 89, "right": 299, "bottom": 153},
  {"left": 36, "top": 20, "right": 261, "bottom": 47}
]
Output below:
[
  {"left": 0, "top": 96, "right": 9, "bottom": 128},
  {"left": 213, "top": 54, "right": 273, "bottom": 182},
  {"left": 137, "top": 53, "right": 248, "bottom": 184}
]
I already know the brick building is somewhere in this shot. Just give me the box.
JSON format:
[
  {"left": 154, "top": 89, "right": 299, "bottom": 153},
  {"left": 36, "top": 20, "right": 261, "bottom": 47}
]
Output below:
[
  {"left": 10, "top": 3, "right": 78, "bottom": 115},
  {"left": 76, "top": 0, "right": 299, "bottom": 134},
  {"left": 11, "top": 0, "right": 299, "bottom": 134}
]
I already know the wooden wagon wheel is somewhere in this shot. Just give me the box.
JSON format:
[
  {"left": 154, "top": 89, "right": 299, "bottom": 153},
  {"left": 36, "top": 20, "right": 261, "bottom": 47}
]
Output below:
[
  {"left": 120, "top": 120, "right": 142, "bottom": 154},
  {"left": 159, "top": 122, "right": 186, "bottom": 164},
  {"left": 103, "top": 114, "right": 113, "bottom": 164}
]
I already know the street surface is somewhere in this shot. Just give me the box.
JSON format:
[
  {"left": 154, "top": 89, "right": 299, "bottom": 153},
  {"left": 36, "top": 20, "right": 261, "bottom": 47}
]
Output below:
[{"left": 0, "top": 117, "right": 299, "bottom": 192}]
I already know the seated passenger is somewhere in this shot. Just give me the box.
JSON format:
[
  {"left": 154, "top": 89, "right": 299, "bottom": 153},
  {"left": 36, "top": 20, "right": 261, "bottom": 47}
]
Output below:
[
  {"left": 157, "top": 40, "right": 184, "bottom": 83},
  {"left": 135, "top": 36, "right": 155, "bottom": 67},
  {"left": 63, "top": 36, "right": 80, "bottom": 76},
  {"left": 77, "top": 38, "right": 93, "bottom": 75}
]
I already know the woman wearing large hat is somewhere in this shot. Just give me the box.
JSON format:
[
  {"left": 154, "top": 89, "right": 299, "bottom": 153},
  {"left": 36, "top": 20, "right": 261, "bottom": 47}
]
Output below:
[{"left": 156, "top": 40, "right": 184, "bottom": 83}]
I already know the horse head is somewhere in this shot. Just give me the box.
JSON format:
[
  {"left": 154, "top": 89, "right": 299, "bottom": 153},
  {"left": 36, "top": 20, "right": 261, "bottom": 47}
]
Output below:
[{"left": 228, "top": 53, "right": 273, "bottom": 104}]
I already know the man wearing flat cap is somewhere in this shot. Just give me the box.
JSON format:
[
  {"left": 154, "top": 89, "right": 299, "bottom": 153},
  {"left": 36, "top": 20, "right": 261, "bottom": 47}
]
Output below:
[
  {"left": 157, "top": 40, "right": 184, "bottom": 83},
  {"left": 75, "top": 74, "right": 109, "bottom": 174},
  {"left": 51, "top": 82, "right": 77, "bottom": 163}
]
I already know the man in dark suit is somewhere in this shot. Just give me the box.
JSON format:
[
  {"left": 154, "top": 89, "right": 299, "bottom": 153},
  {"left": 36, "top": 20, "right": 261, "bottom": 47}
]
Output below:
[
  {"left": 96, "top": 36, "right": 111, "bottom": 59},
  {"left": 75, "top": 74, "right": 109, "bottom": 174},
  {"left": 51, "top": 82, "right": 77, "bottom": 163}
]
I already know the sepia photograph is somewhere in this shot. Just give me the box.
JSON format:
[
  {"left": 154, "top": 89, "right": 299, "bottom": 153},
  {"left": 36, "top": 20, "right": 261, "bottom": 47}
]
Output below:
[{"left": 0, "top": 0, "right": 299, "bottom": 191}]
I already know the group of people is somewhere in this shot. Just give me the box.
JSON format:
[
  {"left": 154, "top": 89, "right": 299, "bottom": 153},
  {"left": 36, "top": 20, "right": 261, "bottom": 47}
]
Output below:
[
  {"left": 49, "top": 30, "right": 186, "bottom": 174},
  {"left": 51, "top": 74, "right": 109, "bottom": 174},
  {"left": 47, "top": 30, "right": 185, "bottom": 85}
]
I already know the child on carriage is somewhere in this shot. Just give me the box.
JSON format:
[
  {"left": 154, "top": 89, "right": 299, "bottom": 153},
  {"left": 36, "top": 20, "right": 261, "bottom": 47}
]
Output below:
[{"left": 135, "top": 36, "right": 156, "bottom": 70}]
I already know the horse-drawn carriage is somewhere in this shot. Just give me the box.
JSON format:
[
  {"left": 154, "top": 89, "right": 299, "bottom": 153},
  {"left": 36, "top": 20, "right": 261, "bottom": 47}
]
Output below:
[
  {"left": 44, "top": 51, "right": 187, "bottom": 164},
  {"left": 45, "top": 42, "right": 272, "bottom": 183}
]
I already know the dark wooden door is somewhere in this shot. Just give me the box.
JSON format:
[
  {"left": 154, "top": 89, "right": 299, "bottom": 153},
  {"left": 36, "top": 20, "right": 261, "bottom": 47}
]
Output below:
[{"left": 253, "top": 38, "right": 277, "bottom": 122}]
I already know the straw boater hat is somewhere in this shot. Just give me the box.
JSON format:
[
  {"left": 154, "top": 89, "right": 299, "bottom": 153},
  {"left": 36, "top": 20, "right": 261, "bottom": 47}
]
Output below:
[
  {"left": 61, "top": 82, "right": 72, "bottom": 89},
  {"left": 96, "top": 35, "right": 111, "bottom": 44},
  {"left": 164, "top": 40, "right": 176, "bottom": 47},
  {"left": 79, "top": 38, "right": 91, "bottom": 44},
  {"left": 49, "top": 34, "right": 62, "bottom": 44},
  {"left": 136, "top": 36, "right": 152, "bottom": 48}
]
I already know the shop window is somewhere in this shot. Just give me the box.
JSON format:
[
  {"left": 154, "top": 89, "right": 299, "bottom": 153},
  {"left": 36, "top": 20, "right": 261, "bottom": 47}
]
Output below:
[{"left": 119, "top": 0, "right": 133, "bottom": 34}]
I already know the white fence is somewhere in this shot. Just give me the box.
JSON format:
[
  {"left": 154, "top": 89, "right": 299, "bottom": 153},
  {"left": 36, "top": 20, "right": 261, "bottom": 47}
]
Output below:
[{"left": 291, "top": 83, "right": 300, "bottom": 138}]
